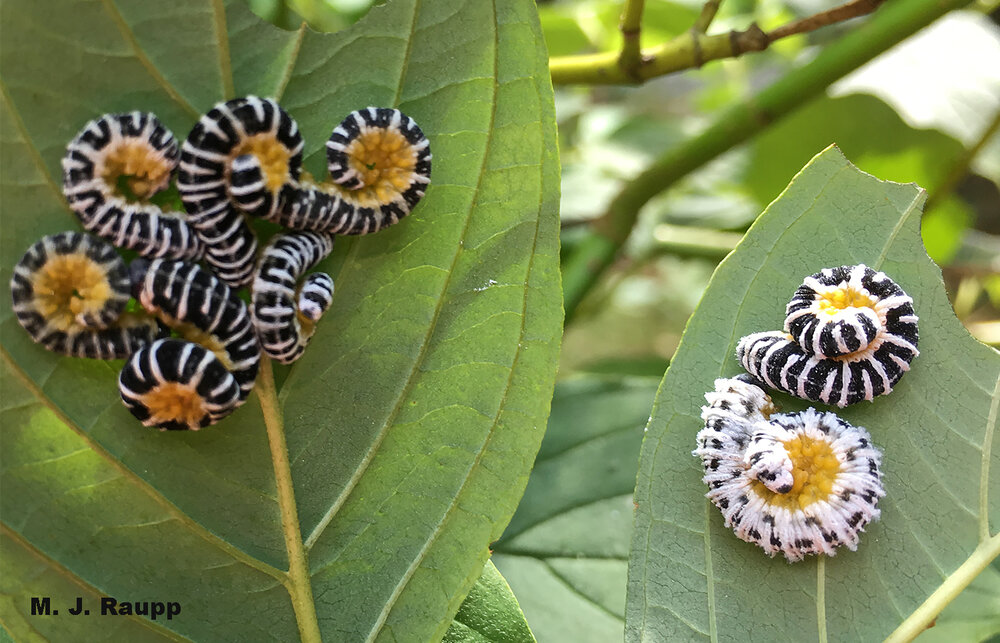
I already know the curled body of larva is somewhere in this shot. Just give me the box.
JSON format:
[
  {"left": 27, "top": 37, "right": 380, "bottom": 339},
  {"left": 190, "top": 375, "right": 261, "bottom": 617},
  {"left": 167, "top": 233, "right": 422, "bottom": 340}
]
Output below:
[
  {"left": 231, "top": 107, "right": 431, "bottom": 235},
  {"left": 119, "top": 258, "right": 260, "bottom": 431},
  {"left": 178, "top": 96, "right": 304, "bottom": 288},
  {"left": 784, "top": 264, "right": 917, "bottom": 359},
  {"left": 61, "top": 112, "right": 204, "bottom": 260},
  {"left": 694, "top": 378, "right": 885, "bottom": 562},
  {"left": 10, "top": 232, "right": 164, "bottom": 359},
  {"left": 251, "top": 231, "right": 335, "bottom": 364},
  {"left": 738, "top": 264, "right": 918, "bottom": 406},
  {"left": 132, "top": 258, "right": 261, "bottom": 401}
]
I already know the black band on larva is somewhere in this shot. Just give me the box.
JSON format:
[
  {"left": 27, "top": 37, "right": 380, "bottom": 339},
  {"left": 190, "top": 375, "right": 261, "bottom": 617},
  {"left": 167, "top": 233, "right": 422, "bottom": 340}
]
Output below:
[
  {"left": 737, "top": 264, "right": 918, "bottom": 407},
  {"left": 695, "top": 377, "right": 884, "bottom": 562},
  {"left": 231, "top": 107, "right": 431, "bottom": 235},
  {"left": 61, "top": 112, "right": 204, "bottom": 260},
  {"left": 251, "top": 231, "right": 335, "bottom": 364},
  {"left": 132, "top": 258, "right": 261, "bottom": 402},
  {"left": 178, "top": 96, "right": 304, "bottom": 287},
  {"left": 10, "top": 232, "right": 165, "bottom": 359}
]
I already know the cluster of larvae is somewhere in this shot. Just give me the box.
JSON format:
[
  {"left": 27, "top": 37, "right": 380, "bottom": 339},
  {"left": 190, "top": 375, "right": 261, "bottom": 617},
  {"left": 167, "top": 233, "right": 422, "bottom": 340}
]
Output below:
[
  {"left": 11, "top": 97, "right": 431, "bottom": 430},
  {"left": 693, "top": 265, "right": 918, "bottom": 561}
]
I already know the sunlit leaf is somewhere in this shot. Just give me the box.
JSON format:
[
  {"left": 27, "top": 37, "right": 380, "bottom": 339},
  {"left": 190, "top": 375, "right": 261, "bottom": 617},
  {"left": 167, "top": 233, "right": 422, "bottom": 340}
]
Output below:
[
  {"left": 444, "top": 560, "right": 535, "bottom": 643},
  {"left": 0, "top": 0, "right": 562, "bottom": 640}
]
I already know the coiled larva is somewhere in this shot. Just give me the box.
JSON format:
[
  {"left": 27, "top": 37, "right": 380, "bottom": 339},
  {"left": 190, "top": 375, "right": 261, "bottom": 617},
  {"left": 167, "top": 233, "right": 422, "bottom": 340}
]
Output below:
[
  {"left": 694, "top": 377, "right": 885, "bottom": 562},
  {"left": 10, "top": 232, "right": 164, "bottom": 359},
  {"left": 231, "top": 107, "right": 432, "bottom": 235},
  {"left": 177, "top": 96, "right": 303, "bottom": 288},
  {"left": 120, "top": 258, "right": 261, "bottom": 430},
  {"left": 251, "top": 231, "right": 335, "bottom": 364},
  {"left": 61, "top": 112, "right": 204, "bottom": 260},
  {"left": 737, "top": 264, "right": 918, "bottom": 407}
]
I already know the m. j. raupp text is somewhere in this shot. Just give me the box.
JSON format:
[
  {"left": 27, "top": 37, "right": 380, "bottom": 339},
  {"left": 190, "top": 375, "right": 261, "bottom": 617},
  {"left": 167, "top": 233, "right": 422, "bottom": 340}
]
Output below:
[{"left": 30, "top": 596, "right": 181, "bottom": 620}]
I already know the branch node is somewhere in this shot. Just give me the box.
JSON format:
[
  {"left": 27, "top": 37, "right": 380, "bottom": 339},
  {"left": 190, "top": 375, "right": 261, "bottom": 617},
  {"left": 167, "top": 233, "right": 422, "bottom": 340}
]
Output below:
[
  {"left": 731, "top": 23, "right": 770, "bottom": 55},
  {"left": 690, "top": 28, "right": 706, "bottom": 68}
]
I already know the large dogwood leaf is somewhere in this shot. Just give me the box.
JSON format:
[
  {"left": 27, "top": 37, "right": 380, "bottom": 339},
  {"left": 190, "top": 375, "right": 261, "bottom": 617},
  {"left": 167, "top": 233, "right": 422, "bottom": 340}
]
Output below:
[
  {"left": 625, "top": 146, "right": 1000, "bottom": 641},
  {"left": 0, "top": 0, "right": 561, "bottom": 640}
]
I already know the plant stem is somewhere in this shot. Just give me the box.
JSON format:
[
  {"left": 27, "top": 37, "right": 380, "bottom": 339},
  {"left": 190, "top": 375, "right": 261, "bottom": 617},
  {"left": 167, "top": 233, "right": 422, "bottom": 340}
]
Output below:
[
  {"left": 619, "top": 0, "right": 646, "bottom": 77},
  {"left": 551, "top": 0, "right": 886, "bottom": 85},
  {"left": 768, "top": 0, "right": 885, "bottom": 40},
  {"left": 257, "top": 357, "right": 323, "bottom": 643},
  {"left": 885, "top": 533, "right": 1000, "bottom": 642},
  {"left": 694, "top": 0, "right": 724, "bottom": 33},
  {"left": 561, "top": 0, "right": 972, "bottom": 322}
]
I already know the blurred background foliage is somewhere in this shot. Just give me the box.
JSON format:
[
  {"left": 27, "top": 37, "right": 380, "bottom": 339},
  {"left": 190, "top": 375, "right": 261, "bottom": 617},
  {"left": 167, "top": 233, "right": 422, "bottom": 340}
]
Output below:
[{"left": 248, "top": 0, "right": 999, "bottom": 639}]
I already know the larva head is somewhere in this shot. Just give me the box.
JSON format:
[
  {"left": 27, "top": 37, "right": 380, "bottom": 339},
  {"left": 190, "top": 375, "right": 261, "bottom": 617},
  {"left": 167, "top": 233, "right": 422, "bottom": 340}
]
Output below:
[
  {"left": 748, "top": 427, "right": 843, "bottom": 510},
  {"left": 231, "top": 134, "right": 292, "bottom": 193},
  {"left": 343, "top": 125, "right": 416, "bottom": 203}
]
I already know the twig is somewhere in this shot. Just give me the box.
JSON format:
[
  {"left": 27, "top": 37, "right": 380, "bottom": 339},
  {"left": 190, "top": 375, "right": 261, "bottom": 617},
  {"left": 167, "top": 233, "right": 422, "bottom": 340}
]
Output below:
[
  {"left": 619, "top": 0, "right": 646, "bottom": 78},
  {"left": 552, "top": 0, "right": 889, "bottom": 85},
  {"left": 561, "top": 0, "right": 974, "bottom": 322},
  {"left": 768, "top": 0, "right": 886, "bottom": 40},
  {"left": 694, "top": 0, "right": 724, "bottom": 33}
]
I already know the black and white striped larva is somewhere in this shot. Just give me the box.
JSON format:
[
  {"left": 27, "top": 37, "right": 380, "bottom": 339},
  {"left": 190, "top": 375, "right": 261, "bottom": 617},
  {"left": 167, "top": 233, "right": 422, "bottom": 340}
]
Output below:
[
  {"left": 251, "top": 231, "right": 335, "bottom": 364},
  {"left": 737, "top": 264, "right": 918, "bottom": 407},
  {"left": 120, "top": 258, "right": 261, "bottom": 430},
  {"left": 694, "top": 377, "right": 885, "bottom": 562},
  {"left": 61, "top": 112, "right": 204, "bottom": 260},
  {"left": 10, "top": 232, "right": 164, "bottom": 359},
  {"left": 231, "top": 107, "right": 432, "bottom": 235},
  {"left": 178, "top": 96, "right": 304, "bottom": 288}
]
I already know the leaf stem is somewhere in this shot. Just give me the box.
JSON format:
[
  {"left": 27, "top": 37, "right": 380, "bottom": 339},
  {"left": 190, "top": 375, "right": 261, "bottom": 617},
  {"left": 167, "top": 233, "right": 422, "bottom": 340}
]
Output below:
[
  {"left": 885, "top": 533, "right": 1000, "bottom": 642},
  {"left": 816, "top": 557, "right": 827, "bottom": 643},
  {"left": 257, "top": 357, "right": 322, "bottom": 643},
  {"left": 561, "top": 0, "right": 971, "bottom": 322},
  {"left": 982, "top": 374, "right": 1000, "bottom": 542}
]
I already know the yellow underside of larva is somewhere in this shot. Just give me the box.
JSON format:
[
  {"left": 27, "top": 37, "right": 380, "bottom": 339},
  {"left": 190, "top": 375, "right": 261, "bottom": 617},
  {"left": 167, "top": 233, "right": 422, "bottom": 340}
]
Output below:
[
  {"left": 752, "top": 434, "right": 841, "bottom": 510},
  {"left": 31, "top": 254, "right": 113, "bottom": 330},
  {"left": 813, "top": 284, "right": 885, "bottom": 363},
  {"left": 103, "top": 140, "right": 172, "bottom": 200},
  {"left": 234, "top": 134, "right": 291, "bottom": 192},
  {"left": 341, "top": 127, "right": 417, "bottom": 208},
  {"left": 815, "top": 285, "right": 876, "bottom": 317},
  {"left": 141, "top": 382, "right": 208, "bottom": 428}
]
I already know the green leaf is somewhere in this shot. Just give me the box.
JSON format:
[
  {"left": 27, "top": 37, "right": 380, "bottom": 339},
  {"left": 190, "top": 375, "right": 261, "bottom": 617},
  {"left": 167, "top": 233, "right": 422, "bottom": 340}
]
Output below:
[
  {"left": 493, "top": 376, "right": 659, "bottom": 643},
  {"left": 625, "top": 146, "right": 1000, "bottom": 641},
  {"left": 0, "top": 0, "right": 562, "bottom": 641},
  {"left": 443, "top": 560, "right": 535, "bottom": 643}
]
